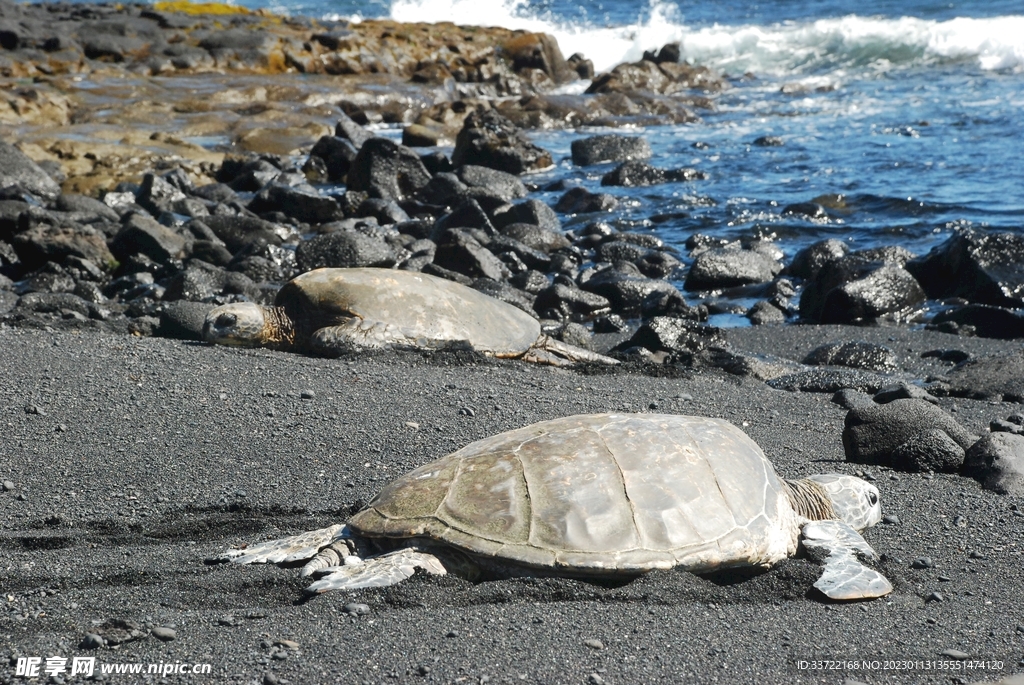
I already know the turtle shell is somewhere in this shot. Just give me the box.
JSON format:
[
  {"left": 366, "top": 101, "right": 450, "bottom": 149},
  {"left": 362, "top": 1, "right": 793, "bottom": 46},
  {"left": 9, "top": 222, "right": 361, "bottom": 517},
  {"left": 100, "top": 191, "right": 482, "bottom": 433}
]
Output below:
[
  {"left": 276, "top": 268, "right": 540, "bottom": 354},
  {"left": 348, "top": 413, "right": 800, "bottom": 574}
]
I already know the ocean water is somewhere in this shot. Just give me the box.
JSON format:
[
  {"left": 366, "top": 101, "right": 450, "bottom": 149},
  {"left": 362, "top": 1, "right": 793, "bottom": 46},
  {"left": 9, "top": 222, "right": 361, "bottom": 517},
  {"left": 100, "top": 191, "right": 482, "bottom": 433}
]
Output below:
[{"left": 200, "top": 0, "right": 1024, "bottom": 316}]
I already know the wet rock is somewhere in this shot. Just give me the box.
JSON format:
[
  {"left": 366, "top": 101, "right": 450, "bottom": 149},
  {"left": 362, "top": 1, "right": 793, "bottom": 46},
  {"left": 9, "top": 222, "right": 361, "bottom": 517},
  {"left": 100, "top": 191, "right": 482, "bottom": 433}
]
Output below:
[
  {"left": 586, "top": 57, "right": 718, "bottom": 95},
  {"left": 296, "top": 229, "right": 396, "bottom": 271},
  {"left": 753, "top": 135, "right": 784, "bottom": 147},
  {"left": 685, "top": 246, "right": 781, "bottom": 290},
  {"left": 930, "top": 304, "right": 1024, "bottom": 340},
  {"left": 356, "top": 198, "right": 409, "bottom": 226},
  {"left": 799, "top": 247, "right": 914, "bottom": 321},
  {"left": 553, "top": 187, "right": 618, "bottom": 214},
  {"left": 249, "top": 183, "right": 342, "bottom": 224},
  {"left": 533, "top": 282, "right": 610, "bottom": 320},
  {"left": 433, "top": 229, "right": 509, "bottom": 282},
  {"left": 567, "top": 52, "right": 594, "bottom": 80},
  {"left": 334, "top": 111, "right": 374, "bottom": 149},
  {"left": 501, "top": 223, "right": 570, "bottom": 253},
  {"left": 200, "top": 215, "right": 282, "bottom": 253},
  {"left": 819, "top": 264, "right": 925, "bottom": 324},
  {"left": 842, "top": 399, "right": 977, "bottom": 467},
  {"left": 787, "top": 239, "right": 849, "bottom": 280},
  {"left": 415, "top": 173, "right": 469, "bottom": 207},
  {"left": 452, "top": 110, "right": 553, "bottom": 175},
  {"left": 503, "top": 32, "right": 574, "bottom": 84},
  {"left": 433, "top": 199, "right": 496, "bottom": 236},
  {"left": 455, "top": 165, "right": 527, "bottom": 202},
  {"left": 963, "top": 433, "right": 1024, "bottom": 496},
  {"left": 581, "top": 265, "right": 684, "bottom": 317},
  {"left": 111, "top": 213, "right": 189, "bottom": 265},
  {"left": 570, "top": 134, "right": 651, "bottom": 166},
  {"left": 308, "top": 135, "right": 358, "bottom": 183},
  {"left": 614, "top": 316, "right": 723, "bottom": 357},
  {"left": 601, "top": 161, "right": 705, "bottom": 187},
  {"left": 636, "top": 250, "right": 683, "bottom": 279},
  {"left": 592, "top": 313, "right": 628, "bottom": 333},
  {"left": 782, "top": 202, "right": 827, "bottom": 219},
  {"left": 0, "top": 142, "right": 61, "bottom": 199},
  {"left": 803, "top": 341, "right": 898, "bottom": 372},
  {"left": 347, "top": 138, "right": 432, "bottom": 203},
  {"left": 906, "top": 228, "right": 1024, "bottom": 308}
]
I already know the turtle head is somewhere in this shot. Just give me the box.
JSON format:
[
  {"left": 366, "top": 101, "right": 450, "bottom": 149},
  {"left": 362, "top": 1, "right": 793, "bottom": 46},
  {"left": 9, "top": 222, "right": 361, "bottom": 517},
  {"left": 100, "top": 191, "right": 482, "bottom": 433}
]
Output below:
[
  {"left": 203, "top": 303, "right": 271, "bottom": 347},
  {"left": 804, "top": 474, "right": 881, "bottom": 531}
]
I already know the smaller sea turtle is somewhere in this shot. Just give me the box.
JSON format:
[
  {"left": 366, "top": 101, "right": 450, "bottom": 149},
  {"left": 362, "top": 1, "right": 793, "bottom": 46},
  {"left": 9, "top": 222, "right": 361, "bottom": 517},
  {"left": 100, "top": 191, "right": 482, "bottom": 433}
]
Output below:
[
  {"left": 203, "top": 267, "right": 616, "bottom": 365},
  {"left": 215, "top": 414, "right": 892, "bottom": 601}
]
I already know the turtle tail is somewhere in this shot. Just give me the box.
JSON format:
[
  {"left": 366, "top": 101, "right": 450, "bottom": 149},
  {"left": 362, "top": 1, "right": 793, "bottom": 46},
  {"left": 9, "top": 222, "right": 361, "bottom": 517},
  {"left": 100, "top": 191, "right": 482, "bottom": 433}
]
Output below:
[{"left": 785, "top": 478, "right": 838, "bottom": 521}]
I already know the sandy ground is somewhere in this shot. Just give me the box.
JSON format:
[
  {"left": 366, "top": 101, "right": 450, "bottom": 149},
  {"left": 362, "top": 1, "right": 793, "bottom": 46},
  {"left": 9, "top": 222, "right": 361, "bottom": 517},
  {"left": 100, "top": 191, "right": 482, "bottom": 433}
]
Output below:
[{"left": 1, "top": 325, "right": 1022, "bottom": 684}]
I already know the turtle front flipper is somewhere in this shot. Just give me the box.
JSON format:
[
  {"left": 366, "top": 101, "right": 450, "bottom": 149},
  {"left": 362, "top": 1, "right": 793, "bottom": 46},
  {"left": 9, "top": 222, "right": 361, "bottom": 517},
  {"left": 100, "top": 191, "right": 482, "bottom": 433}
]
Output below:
[
  {"left": 304, "top": 548, "right": 447, "bottom": 593},
  {"left": 801, "top": 520, "right": 893, "bottom": 600},
  {"left": 519, "top": 335, "right": 620, "bottom": 366},
  {"left": 215, "top": 524, "right": 347, "bottom": 565}
]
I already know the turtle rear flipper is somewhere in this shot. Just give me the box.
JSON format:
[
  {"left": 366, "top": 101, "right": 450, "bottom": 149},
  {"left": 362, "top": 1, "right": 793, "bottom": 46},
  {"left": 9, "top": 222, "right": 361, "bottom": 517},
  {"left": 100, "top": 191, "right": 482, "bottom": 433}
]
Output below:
[
  {"left": 304, "top": 548, "right": 447, "bottom": 593},
  {"left": 519, "top": 335, "right": 620, "bottom": 366},
  {"left": 215, "top": 524, "right": 346, "bottom": 565},
  {"left": 801, "top": 520, "right": 893, "bottom": 600}
]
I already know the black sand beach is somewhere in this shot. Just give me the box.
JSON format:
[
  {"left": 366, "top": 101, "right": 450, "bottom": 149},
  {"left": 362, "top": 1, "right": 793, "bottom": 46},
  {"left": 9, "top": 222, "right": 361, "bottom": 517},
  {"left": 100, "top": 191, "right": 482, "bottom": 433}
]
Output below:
[{"left": 2, "top": 325, "right": 1022, "bottom": 684}]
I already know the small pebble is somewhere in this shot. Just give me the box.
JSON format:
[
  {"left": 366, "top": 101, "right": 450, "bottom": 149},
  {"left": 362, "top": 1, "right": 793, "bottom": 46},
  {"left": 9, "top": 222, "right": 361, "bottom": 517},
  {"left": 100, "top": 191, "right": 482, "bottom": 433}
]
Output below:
[
  {"left": 584, "top": 639, "right": 604, "bottom": 650},
  {"left": 55, "top": 424, "right": 67, "bottom": 432},
  {"left": 274, "top": 638, "right": 299, "bottom": 650},
  {"left": 938, "top": 575, "right": 951, "bottom": 582},
  {"left": 151, "top": 627, "right": 176, "bottom": 642},
  {"left": 940, "top": 649, "right": 969, "bottom": 660},
  {"left": 882, "top": 515, "right": 900, "bottom": 525},
  {"left": 926, "top": 592, "right": 944, "bottom": 602},
  {"left": 459, "top": 406, "right": 476, "bottom": 417},
  {"left": 588, "top": 675, "right": 606, "bottom": 685},
  {"left": 80, "top": 633, "right": 104, "bottom": 649},
  {"left": 270, "top": 649, "right": 288, "bottom": 661},
  {"left": 2, "top": 480, "right": 14, "bottom": 491},
  {"left": 969, "top": 551, "right": 987, "bottom": 560},
  {"left": 300, "top": 390, "right": 315, "bottom": 399},
  {"left": 446, "top": 630, "right": 458, "bottom": 638},
  {"left": 911, "top": 557, "right": 934, "bottom": 569},
  {"left": 405, "top": 421, "right": 420, "bottom": 430},
  {"left": 262, "top": 673, "right": 281, "bottom": 685},
  {"left": 343, "top": 603, "right": 370, "bottom": 616},
  {"left": 416, "top": 665, "right": 431, "bottom": 676},
  {"left": 952, "top": 515, "right": 966, "bottom": 527},
  {"left": 24, "top": 404, "right": 46, "bottom": 415}
]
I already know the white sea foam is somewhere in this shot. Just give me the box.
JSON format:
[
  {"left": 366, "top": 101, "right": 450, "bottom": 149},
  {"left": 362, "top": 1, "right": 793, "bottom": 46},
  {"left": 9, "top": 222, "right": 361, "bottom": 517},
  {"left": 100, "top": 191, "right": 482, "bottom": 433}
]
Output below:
[{"left": 387, "top": 0, "right": 1024, "bottom": 76}]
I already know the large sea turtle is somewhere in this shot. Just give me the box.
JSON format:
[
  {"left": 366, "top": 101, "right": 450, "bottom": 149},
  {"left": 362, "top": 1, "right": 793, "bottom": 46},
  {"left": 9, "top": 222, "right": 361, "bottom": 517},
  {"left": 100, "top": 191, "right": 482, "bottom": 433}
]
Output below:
[
  {"left": 216, "top": 413, "right": 893, "bottom": 601},
  {"left": 202, "top": 267, "right": 616, "bottom": 365}
]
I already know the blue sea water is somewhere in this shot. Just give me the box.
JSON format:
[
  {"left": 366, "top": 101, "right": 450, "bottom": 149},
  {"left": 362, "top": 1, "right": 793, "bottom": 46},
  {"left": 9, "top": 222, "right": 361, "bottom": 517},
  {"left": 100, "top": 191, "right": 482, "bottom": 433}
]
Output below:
[{"left": 189, "top": 0, "right": 1024, "bottom": 316}]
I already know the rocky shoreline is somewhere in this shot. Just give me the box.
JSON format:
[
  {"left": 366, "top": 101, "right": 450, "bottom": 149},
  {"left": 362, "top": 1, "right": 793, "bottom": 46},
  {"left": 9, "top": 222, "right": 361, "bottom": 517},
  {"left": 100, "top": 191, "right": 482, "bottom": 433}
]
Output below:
[{"left": 2, "top": 2, "right": 1024, "bottom": 683}]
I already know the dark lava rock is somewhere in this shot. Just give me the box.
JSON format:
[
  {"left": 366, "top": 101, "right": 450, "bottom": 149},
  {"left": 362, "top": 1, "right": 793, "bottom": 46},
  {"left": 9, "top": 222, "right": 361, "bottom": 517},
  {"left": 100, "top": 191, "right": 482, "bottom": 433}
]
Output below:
[
  {"left": 600, "top": 161, "right": 705, "bottom": 187},
  {"left": 199, "top": 215, "right": 282, "bottom": 253},
  {"left": 803, "top": 341, "right": 898, "bottom": 372},
  {"left": 452, "top": 110, "right": 553, "bottom": 175},
  {"left": 295, "top": 229, "right": 396, "bottom": 271},
  {"left": 891, "top": 429, "right": 966, "bottom": 473},
  {"left": 501, "top": 223, "right": 569, "bottom": 253},
  {"left": 832, "top": 388, "right": 876, "bottom": 410},
  {"left": 334, "top": 111, "right": 374, "bottom": 149},
  {"left": 581, "top": 265, "right": 684, "bottom": 317},
  {"left": 0, "top": 142, "right": 61, "bottom": 199},
  {"left": 766, "top": 369, "right": 893, "bottom": 394},
  {"left": 943, "top": 352, "right": 1024, "bottom": 402},
  {"left": 111, "top": 213, "right": 189, "bottom": 264},
  {"left": 553, "top": 187, "right": 618, "bottom": 214},
  {"left": 533, "top": 282, "right": 610, "bottom": 320},
  {"left": 494, "top": 198, "right": 560, "bottom": 233},
  {"left": 636, "top": 250, "right": 683, "bottom": 279},
  {"left": 787, "top": 239, "right": 849, "bottom": 280},
  {"left": 12, "top": 222, "right": 115, "bottom": 272},
  {"left": 799, "top": 248, "right": 915, "bottom": 322},
  {"left": 137, "top": 172, "right": 186, "bottom": 215},
  {"left": 747, "top": 300, "right": 786, "bottom": 325},
  {"left": 455, "top": 165, "right": 527, "bottom": 202},
  {"left": 930, "top": 304, "right": 1024, "bottom": 340},
  {"left": 249, "top": 183, "right": 342, "bottom": 224},
  {"left": 685, "top": 247, "right": 781, "bottom": 291},
  {"left": 347, "top": 138, "right": 432, "bottom": 202},
  {"left": 308, "top": 135, "right": 358, "bottom": 183},
  {"left": 570, "top": 134, "right": 651, "bottom": 166},
  {"left": 157, "top": 300, "right": 214, "bottom": 341},
  {"left": 415, "top": 173, "right": 469, "bottom": 207},
  {"left": 433, "top": 229, "right": 509, "bottom": 282},
  {"left": 842, "top": 399, "right": 977, "bottom": 467},
  {"left": 873, "top": 382, "right": 939, "bottom": 405},
  {"left": 963, "top": 433, "right": 1024, "bottom": 496},
  {"left": 488, "top": 234, "right": 550, "bottom": 271},
  {"left": 614, "top": 316, "right": 723, "bottom": 356},
  {"left": 819, "top": 264, "right": 925, "bottom": 324},
  {"left": 753, "top": 136, "right": 784, "bottom": 147},
  {"left": 906, "top": 228, "right": 1024, "bottom": 308},
  {"left": 55, "top": 194, "right": 121, "bottom": 222},
  {"left": 433, "top": 198, "right": 497, "bottom": 236}
]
